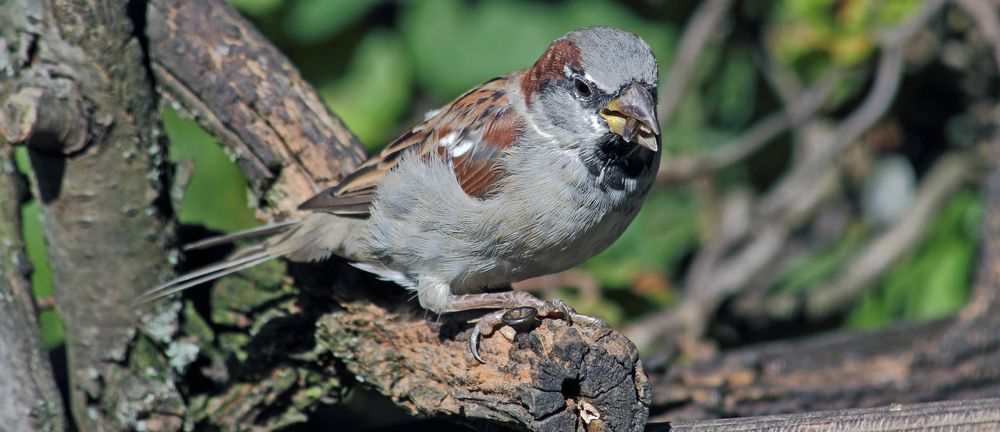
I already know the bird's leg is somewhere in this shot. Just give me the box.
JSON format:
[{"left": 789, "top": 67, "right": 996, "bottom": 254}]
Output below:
[{"left": 445, "top": 290, "right": 605, "bottom": 363}]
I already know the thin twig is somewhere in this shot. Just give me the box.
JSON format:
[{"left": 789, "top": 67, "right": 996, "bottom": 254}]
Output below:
[
  {"left": 657, "top": 0, "right": 733, "bottom": 125},
  {"left": 628, "top": 0, "right": 949, "bottom": 352},
  {"left": 954, "top": 0, "right": 1000, "bottom": 156},
  {"left": 756, "top": 49, "right": 807, "bottom": 107},
  {"left": 758, "top": 46, "right": 905, "bottom": 217},
  {"left": 954, "top": 0, "right": 1000, "bottom": 81},
  {"left": 805, "top": 153, "right": 973, "bottom": 316},
  {"left": 735, "top": 152, "right": 974, "bottom": 320},
  {"left": 657, "top": 73, "right": 838, "bottom": 184}
]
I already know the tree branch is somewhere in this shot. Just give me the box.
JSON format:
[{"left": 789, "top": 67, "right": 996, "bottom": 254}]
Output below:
[
  {"left": 141, "top": 0, "right": 651, "bottom": 430},
  {"left": 656, "top": 0, "right": 733, "bottom": 125},
  {"left": 319, "top": 279, "right": 648, "bottom": 431},
  {"left": 146, "top": 0, "right": 367, "bottom": 213},
  {"left": 1, "top": 0, "right": 186, "bottom": 429},
  {"left": 660, "top": 398, "right": 1000, "bottom": 431},
  {"left": 0, "top": 144, "right": 66, "bottom": 430}
]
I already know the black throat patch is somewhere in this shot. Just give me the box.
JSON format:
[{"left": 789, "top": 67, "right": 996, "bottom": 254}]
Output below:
[{"left": 583, "top": 134, "right": 657, "bottom": 192}]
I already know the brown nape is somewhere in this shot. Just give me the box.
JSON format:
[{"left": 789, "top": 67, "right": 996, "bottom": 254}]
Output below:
[{"left": 520, "top": 38, "right": 582, "bottom": 103}]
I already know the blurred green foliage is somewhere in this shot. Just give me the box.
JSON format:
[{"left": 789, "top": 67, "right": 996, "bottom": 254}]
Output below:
[
  {"left": 767, "top": 0, "right": 920, "bottom": 73},
  {"left": 849, "top": 191, "right": 980, "bottom": 329},
  {"left": 285, "top": 0, "right": 384, "bottom": 43},
  {"left": 399, "top": 0, "right": 675, "bottom": 99},
  {"left": 319, "top": 30, "right": 413, "bottom": 151},
  {"left": 766, "top": 0, "right": 922, "bottom": 108},
  {"left": 775, "top": 226, "right": 869, "bottom": 295}
]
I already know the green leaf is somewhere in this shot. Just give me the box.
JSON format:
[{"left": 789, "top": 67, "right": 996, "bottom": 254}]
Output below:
[
  {"left": 767, "top": 0, "right": 921, "bottom": 76},
  {"left": 905, "top": 241, "right": 969, "bottom": 319},
  {"left": 15, "top": 148, "right": 65, "bottom": 348}
]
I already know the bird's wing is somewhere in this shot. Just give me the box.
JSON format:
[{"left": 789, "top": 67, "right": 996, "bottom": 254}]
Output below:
[{"left": 298, "top": 73, "right": 524, "bottom": 215}]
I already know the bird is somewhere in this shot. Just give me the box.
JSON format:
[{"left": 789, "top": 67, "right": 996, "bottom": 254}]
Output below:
[{"left": 140, "top": 26, "right": 661, "bottom": 363}]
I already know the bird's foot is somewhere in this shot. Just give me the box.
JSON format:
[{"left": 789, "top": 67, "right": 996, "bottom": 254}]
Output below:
[{"left": 468, "top": 298, "right": 605, "bottom": 363}]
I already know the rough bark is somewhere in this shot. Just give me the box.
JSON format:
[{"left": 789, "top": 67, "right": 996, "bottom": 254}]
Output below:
[
  {"left": 658, "top": 398, "right": 1000, "bottom": 431},
  {"left": 1, "top": 0, "right": 182, "bottom": 429},
  {"left": 647, "top": 317, "right": 993, "bottom": 420},
  {"left": 0, "top": 145, "right": 66, "bottom": 430},
  {"left": 316, "top": 275, "right": 650, "bottom": 432},
  {"left": 146, "top": 0, "right": 367, "bottom": 213}
]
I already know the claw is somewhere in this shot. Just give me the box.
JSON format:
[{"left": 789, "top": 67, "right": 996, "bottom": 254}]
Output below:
[
  {"left": 550, "top": 299, "right": 574, "bottom": 325},
  {"left": 468, "top": 300, "right": 605, "bottom": 364},
  {"left": 469, "top": 333, "right": 484, "bottom": 364},
  {"left": 470, "top": 309, "right": 509, "bottom": 363},
  {"left": 547, "top": 299, "right": 606, "bottom": 327}
]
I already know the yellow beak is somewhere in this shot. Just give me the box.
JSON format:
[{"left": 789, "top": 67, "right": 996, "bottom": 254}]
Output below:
[{"left": 599, "top": 82, "right": 660, "bottom": 151}]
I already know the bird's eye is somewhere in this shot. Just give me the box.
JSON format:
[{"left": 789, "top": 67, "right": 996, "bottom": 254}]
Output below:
[{"left": 574, "top": 78, "right": 592, "bottom": 99}]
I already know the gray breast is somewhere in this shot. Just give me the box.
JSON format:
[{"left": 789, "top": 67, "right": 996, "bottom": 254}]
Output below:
[{"left": 356, "top": 138, "right": 658, "bottom": 295}]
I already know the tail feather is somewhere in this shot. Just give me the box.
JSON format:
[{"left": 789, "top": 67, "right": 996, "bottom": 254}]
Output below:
[
  {"left": 138, "top": 213, "right": 360, "bottom": 305},
  {"left": 136, "top": 251, "right": 275, "bottom": 304},
  {"left": 136, "top": 220, "right": 302, "bottom": 305},
  {"left": 182, "top": 220, "right": 300, "bottom": 251}
]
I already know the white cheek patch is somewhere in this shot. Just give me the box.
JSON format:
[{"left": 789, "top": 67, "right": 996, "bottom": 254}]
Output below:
[
  {"left": 523, "top": 112, "right": 555, "bottom": 140},
  {"left": 589, "top": 114, "right": 604, "bottom": 133}
]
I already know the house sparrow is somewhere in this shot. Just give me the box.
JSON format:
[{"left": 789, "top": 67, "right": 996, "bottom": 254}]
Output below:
[{"left": 141, "top": 26, "right": 661, "bottom": 362}]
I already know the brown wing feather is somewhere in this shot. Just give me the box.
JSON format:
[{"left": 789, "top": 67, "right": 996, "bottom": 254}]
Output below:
[
  {"left": 299, "top": 73, "right": 523, "bottom": 214},
  {"left": 448, "top": 106, "right": 521, "bottom": 197}
]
